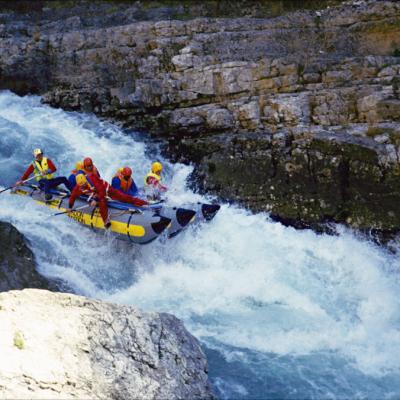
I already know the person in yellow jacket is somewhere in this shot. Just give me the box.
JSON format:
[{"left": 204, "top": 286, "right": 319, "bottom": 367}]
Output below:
[
  {"left": 68, "top": 161, "right": 84, "bottom": 188},
  {"left": 16, "top": 148, "right": 72, "bottom": 200},
  {"left": 144, "top": 161, "right": 168, "bottom": 200}
]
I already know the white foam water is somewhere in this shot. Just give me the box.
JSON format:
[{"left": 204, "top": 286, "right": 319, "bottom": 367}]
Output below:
[{"left": 1, "top": 91, "right": 399, "bottom": 399}]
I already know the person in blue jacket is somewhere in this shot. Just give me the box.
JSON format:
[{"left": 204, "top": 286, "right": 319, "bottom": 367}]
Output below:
[{"left": 111, "top": 166, "right": 139, "bottom": 196}]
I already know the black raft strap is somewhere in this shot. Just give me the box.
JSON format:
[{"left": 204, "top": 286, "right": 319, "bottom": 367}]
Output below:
[
  {"left": 90, "top": 207, "right": 96, "bottom": 229},
  {"left": 126, "top": 213, "right": 133, "bottom": 242}
]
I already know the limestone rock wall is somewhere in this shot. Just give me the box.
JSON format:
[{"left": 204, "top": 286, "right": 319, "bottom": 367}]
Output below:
[
  {"left": 0, "top": 0, "right": 399, "bottom": 231},
  {"left": 0, "top": 289, "right": 213, "bottom": 400},
  {"left": 0, "top": 0, "right": 398, "bottom": 130}
]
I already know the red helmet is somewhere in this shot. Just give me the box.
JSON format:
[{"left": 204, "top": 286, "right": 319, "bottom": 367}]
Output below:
[
  {"left": 83, "top": 157, "right": 93, "bottom": 168},
  {"left": 122, "top": 167, "right": 132, "bottom": 178}
]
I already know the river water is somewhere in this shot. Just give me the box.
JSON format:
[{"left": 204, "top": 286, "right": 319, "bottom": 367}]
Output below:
[{"left": 1, "top": 91, "right": 400, "bottom": 399}]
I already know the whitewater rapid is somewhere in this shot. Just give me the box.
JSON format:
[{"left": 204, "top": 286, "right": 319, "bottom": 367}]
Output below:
[{"left": 0, "top": 91, "right": 400, "bottom": 399}]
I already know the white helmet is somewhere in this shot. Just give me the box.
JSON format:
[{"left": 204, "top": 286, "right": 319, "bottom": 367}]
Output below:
[{"left": 33, "top": 148, "right": 43, "bottom": 157}]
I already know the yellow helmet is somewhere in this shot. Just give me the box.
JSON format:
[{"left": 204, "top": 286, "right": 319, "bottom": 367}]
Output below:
[
  {"left": 151, "top": 161, "right": 163, "bottom": 173},
  {"left": 75, "top": 161, "right": 83, "bottom": 170},
  {"left": 33, "top": 148, "right": 43, "bottom": 157},
  {"left": 76, "top": 174, "right": 87, "bottom": 186}
]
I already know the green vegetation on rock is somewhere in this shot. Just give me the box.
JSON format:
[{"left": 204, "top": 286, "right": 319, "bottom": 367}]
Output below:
[{"left": 13, "top": 331, "right": 25, "bottom": 350}]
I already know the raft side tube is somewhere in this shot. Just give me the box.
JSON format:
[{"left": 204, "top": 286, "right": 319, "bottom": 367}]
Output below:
[{"left": 11, "top": 185, "right": 168, "bottom": 244}]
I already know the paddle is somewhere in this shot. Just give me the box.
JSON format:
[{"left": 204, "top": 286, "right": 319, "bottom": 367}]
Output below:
[
  {"left": 0, "top": 175, "right": 37, "bottom": 195},
  {"left": 147, "top": 198, "right": 165, "bottom": 209},
  {"left": 149, "top": 199, "right": 165, "bottom": 205},
  {"left": 52, "top": 204, "right": 91, "bottom": 217}
]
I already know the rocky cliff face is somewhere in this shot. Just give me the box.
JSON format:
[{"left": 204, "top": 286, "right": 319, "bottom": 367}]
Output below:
[
  {"left": 0, "top": 221, "right": 63, "bottom": 292},
  {"left": 0, "top": 0, "right": 399, "bottom": 231},
  {"left": 0, "top": 289, "right": 213, "bottom": 399}
]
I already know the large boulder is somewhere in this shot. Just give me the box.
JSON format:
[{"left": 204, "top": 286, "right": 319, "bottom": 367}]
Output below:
[
  {"left": 0, "top": 221, "right": 62, "bottom": 292},
  {"left": 0, "top": 289, "right": 214, "bottom": 400}
]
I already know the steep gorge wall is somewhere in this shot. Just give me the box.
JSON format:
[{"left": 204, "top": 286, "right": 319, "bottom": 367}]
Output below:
[{"left": 0, "top": 0, "right": 399, "bottom": 231}]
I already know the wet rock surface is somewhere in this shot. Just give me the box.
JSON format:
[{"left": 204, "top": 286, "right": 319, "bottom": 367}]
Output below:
[
  {"left": 0, "top": 0, "right": 399, "bottom": 231},
  {"left": 0, "top": 221, "right": 63, "bottom": 292},
  {"left": 0, "top": 289, "right": 213, "bottom": 399},
  {"left": 180, "top": 125, "right": 400, "bottom": 233}
]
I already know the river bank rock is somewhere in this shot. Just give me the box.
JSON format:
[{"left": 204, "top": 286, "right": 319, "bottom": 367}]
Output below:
[
  {"left": 0, "top": 289, "right": 213, "bottom": 399},
  {"left": 0, "top": 221, "right": 63, "bottom": 292},
  {"left": 181, "top": 124, "right": 400, "bottom": 232},
  {"left": 0, "top": 0, "right": 399, "bottom": 231}
]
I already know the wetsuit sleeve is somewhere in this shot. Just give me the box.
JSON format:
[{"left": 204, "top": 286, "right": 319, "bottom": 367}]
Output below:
[
  {"left": 111, "top": 176, "right": 121, "bottom": 191},
  {"left": 147, "top": 176, "right": 167, "bottom": 192},
  {"left": 110, "top": 188, "right": 148, "bottom": 206},
  {"left": 68, "top": 174, "right": 77, "bottom": 189},
  {"left": 68, "top": 185, "right": 82, "bottom": 208},
  {"left": 47, "top": 159, "right": 57, "bottom": 173},
  {"left": 133, "top": 196, "right": 148, "bottom": 206},
  {"left": 147, "top": 176, "right": 158, "bottom": 186},
  {"left": 128, "top": 180, "right": 139, "bottom": 196},
  {"left": 89, "top": 173, "right": 106, "bottom": 198},
  {"left": 20, "top": 165, "right": 34, "bottom": 181}
]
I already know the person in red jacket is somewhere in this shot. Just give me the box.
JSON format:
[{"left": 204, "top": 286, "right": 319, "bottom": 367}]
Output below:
[
  {"left": 16, "top": 148, "right": 72, "bottom": 200},
  {"left": 82, "top": 157, "right": 100, "bottom": 177},
  {"left": 68, "top": 173, "right": 148, "bottom": 228}
]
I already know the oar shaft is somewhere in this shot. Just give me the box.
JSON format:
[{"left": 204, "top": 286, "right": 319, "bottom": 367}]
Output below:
[
  {"left": 0, "top": 175, "right": 37, "bottom": 194},
  {"left": 0, "top": 187, "right": 11, "bottom": 194},
  {"left": 52, "top": 204, "right": 89, "bottom": 216}
]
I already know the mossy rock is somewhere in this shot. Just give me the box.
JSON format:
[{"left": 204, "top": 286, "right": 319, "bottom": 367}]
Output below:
[
  {"left": 187, "top": 131, "right": 400, "bottom": 233},
  {"left": 13, "top": 331, "right": 25, "bottom": 350}
]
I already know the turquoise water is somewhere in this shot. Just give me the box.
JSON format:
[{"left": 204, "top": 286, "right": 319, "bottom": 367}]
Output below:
[{"left": 1, "top": 91, "right": 400, "bottom": 399}]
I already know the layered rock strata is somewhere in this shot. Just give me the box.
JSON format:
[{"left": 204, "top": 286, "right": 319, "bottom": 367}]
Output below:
[
  {"left": 0, "top": 0, "right": 399, "bottom": 230},
  {"left": 0, "top": 289, "right": 213, "bottom": 399}
]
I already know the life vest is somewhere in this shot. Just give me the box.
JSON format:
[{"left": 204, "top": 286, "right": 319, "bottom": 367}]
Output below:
[
  {"left": 32, "top": 157, "right": 54, "bottom": 181},
  {"left": 71, "top": 162, "right": 84, "bottom": 175},
  {"left": 83, "top": 165, "right": 99, "bottom": 177},
  {"left": 144, "top": 172, "right": 161, "bottom": 186},
  {"left": 114, "top": 168, "right": 133, "bottom": 193},
  {"left": 78, "top": 175, "right": 97, "bottom": 199}
]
